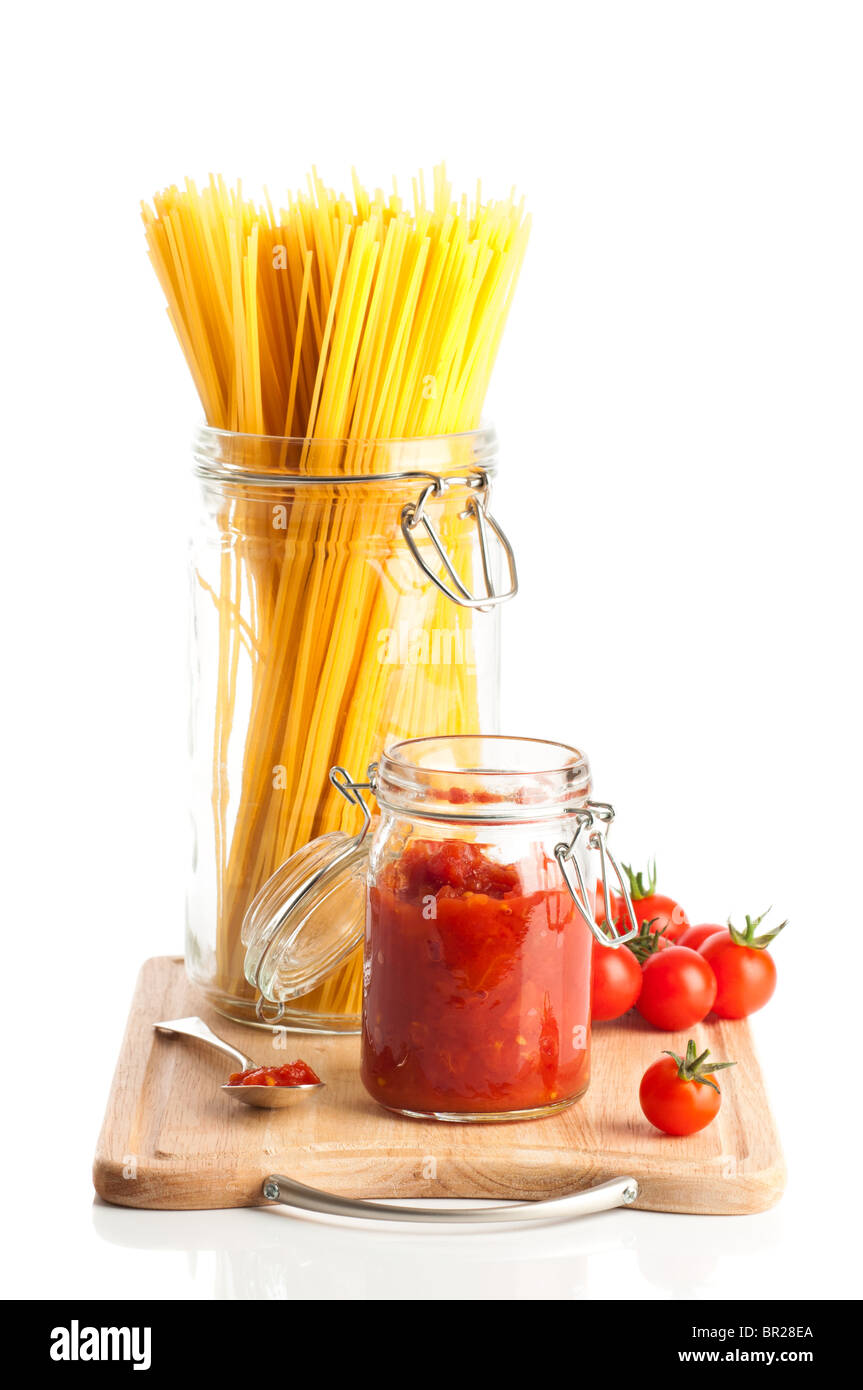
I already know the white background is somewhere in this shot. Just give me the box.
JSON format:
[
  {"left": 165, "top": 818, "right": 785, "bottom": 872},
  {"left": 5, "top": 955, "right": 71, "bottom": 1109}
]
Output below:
[{"left": 2, "top": 0, "right": 861, "bottom": 1300}]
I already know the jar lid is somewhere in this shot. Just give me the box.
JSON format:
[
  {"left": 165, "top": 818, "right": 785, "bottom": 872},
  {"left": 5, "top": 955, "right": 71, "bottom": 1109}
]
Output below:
[{"left": 242, "top": 830, "right": 369, "bottom": 1006}]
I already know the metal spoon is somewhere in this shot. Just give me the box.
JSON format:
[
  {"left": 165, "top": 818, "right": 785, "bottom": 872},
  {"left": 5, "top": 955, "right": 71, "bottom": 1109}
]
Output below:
[{"left": 154, "top": 1016, "right": 325, "bottom": 1109}]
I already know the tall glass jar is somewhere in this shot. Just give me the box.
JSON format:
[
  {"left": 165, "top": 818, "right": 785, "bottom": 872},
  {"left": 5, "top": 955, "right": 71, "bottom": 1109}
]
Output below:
[{"left": 187, "top": 427, "right": 514, "bottom": 1031}]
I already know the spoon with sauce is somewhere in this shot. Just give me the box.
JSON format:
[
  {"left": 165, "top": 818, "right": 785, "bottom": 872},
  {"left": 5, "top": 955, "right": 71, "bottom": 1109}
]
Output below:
[{"left": 154, "top": 1016, "right": 324, "bottom": 1109}]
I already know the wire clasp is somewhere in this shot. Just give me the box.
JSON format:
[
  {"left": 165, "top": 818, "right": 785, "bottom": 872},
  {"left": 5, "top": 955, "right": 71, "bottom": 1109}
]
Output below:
[
  {"left": 555, "top": 802, "right": 639, "bottom": 947},
  {"left": 401, "top": 470, "right": 518, "bottom": 610}
]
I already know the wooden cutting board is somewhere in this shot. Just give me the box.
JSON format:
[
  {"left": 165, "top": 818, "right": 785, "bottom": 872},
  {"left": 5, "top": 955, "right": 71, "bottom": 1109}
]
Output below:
[{"left": 93, "top": 956, "right": 785, "bottom": 1215}]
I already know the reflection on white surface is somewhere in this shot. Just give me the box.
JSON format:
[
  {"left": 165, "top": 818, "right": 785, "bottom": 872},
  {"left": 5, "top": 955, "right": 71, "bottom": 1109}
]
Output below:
[{"left": 92, "top": 1198, "right": 785, "bottom": 1301}]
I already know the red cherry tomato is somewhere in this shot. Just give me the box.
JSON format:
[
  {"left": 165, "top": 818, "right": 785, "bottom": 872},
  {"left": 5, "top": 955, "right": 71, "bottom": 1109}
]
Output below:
[
  {"left": 636, "top": 946, "right": 717, "bottom": 1030},
  {"left": 623, "top": 861, "right": 689, "bottom": 941},
  {"left": 639, "top": 1039, "right": 735, "bottom": 1136},
  {"left": 678, "top": 923, "right": 726, "bottom": 951},
  {"left": 591, "top": 940, "right": 643, "bottom": 1020},
  {"left": 697, "top": 911, "right": 786, "bottom": 1019},
  {"left": 701, "top": 933, "right": 776, "bottom": 1017}
]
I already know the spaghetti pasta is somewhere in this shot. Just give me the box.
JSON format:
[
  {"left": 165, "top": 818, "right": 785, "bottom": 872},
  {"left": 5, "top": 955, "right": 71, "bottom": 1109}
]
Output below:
[{"left": 144, "top": 168, "right": 529, "bottom": 1024}]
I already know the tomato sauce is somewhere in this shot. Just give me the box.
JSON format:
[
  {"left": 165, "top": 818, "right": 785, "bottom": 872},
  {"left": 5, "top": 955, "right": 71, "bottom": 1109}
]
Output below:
[
  {"left": 227, "top": 1061, "right": 321, "bottom": 1087},
  {"left": 361, "top": 838, "right": 592, "bottom": 1117}
]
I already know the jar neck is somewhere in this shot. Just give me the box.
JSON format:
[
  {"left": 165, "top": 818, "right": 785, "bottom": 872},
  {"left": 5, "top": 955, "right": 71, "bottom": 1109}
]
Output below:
[
  {"left": 374, "top": 736, "right": 592, "bottom": 824},
  {"left": 192, "top": 425, "right": 498, "bottom": 486}
]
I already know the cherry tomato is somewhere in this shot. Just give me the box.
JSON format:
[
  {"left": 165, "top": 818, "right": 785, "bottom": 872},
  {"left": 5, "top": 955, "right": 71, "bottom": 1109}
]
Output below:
[
  {"left": 639, "top": 1039, "right": 735, "bottom": 1136},
  {"left": 678, "top": 923, "right": 726, "bottom": 951},
  {"left": 623, "top": 860, "right": 689, "bottom": 941},
  {"left": 591, "top": 940, "right": 643, "bottom": 1020},
  {"left": 636, "top": 945, "right": 717, "bottom": 1030},
  {"left": 698, "top": 911, "right": 786, "bottom": 1018}
]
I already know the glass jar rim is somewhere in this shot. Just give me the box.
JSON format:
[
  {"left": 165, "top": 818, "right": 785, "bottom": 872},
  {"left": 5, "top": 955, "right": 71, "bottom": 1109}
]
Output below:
[
  {"left": 193, "top": 422, "right": 498, "bottom": 485},
  {"left": 375, "top": 735, "right": 592, "bottom": 822}
]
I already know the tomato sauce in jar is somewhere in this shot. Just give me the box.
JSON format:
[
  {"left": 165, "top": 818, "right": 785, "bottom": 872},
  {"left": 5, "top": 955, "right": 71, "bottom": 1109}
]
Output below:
[{"left": 362, "top": 837, "right": 592, "bottom": 1117}]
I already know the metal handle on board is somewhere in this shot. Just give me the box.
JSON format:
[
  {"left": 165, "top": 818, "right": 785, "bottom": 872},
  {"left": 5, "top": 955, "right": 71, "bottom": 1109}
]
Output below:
[{"left": 261, "top": 1173, "right": 639, "bottom": 1224}]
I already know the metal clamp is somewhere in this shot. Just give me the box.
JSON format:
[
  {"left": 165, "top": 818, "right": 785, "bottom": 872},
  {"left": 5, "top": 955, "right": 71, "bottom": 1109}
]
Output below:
[
  {"left": 401, "top": 470, "right": 518, "bottom": 610},
  {"left": 255, "top": 996, "right": 286, "bottom": 1024},
  {"left": 555, "top": 802, "right": 639, "bottom": 947},
  {"left": 329, "top": 765, "right": 376, "bottom": 843}
]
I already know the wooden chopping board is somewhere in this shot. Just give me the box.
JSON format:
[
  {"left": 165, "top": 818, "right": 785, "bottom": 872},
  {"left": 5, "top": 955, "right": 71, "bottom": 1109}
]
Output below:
[{"left": 93, "top": 956, "right": 785, "bottom": 1215}]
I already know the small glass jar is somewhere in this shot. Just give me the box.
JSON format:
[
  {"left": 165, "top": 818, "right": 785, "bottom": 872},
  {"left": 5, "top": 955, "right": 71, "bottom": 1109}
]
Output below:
[{"left": 242, "top": 734, "right": 636, "bottom": 1122}]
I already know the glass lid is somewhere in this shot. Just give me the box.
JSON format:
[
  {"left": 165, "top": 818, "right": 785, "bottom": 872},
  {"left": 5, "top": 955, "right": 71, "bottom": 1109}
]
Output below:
[{"left": 242, "top": 830, "right": 369, "bottom": 1006}]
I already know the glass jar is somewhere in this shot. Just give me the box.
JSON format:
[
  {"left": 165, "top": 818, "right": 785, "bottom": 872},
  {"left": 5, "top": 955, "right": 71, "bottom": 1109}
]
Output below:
[
  {"left": 187, "top": 427, "right": 515, "bottom": 1032},
  {"left": 242, "top": 735, "right": 637, "bottom": 1121}
]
